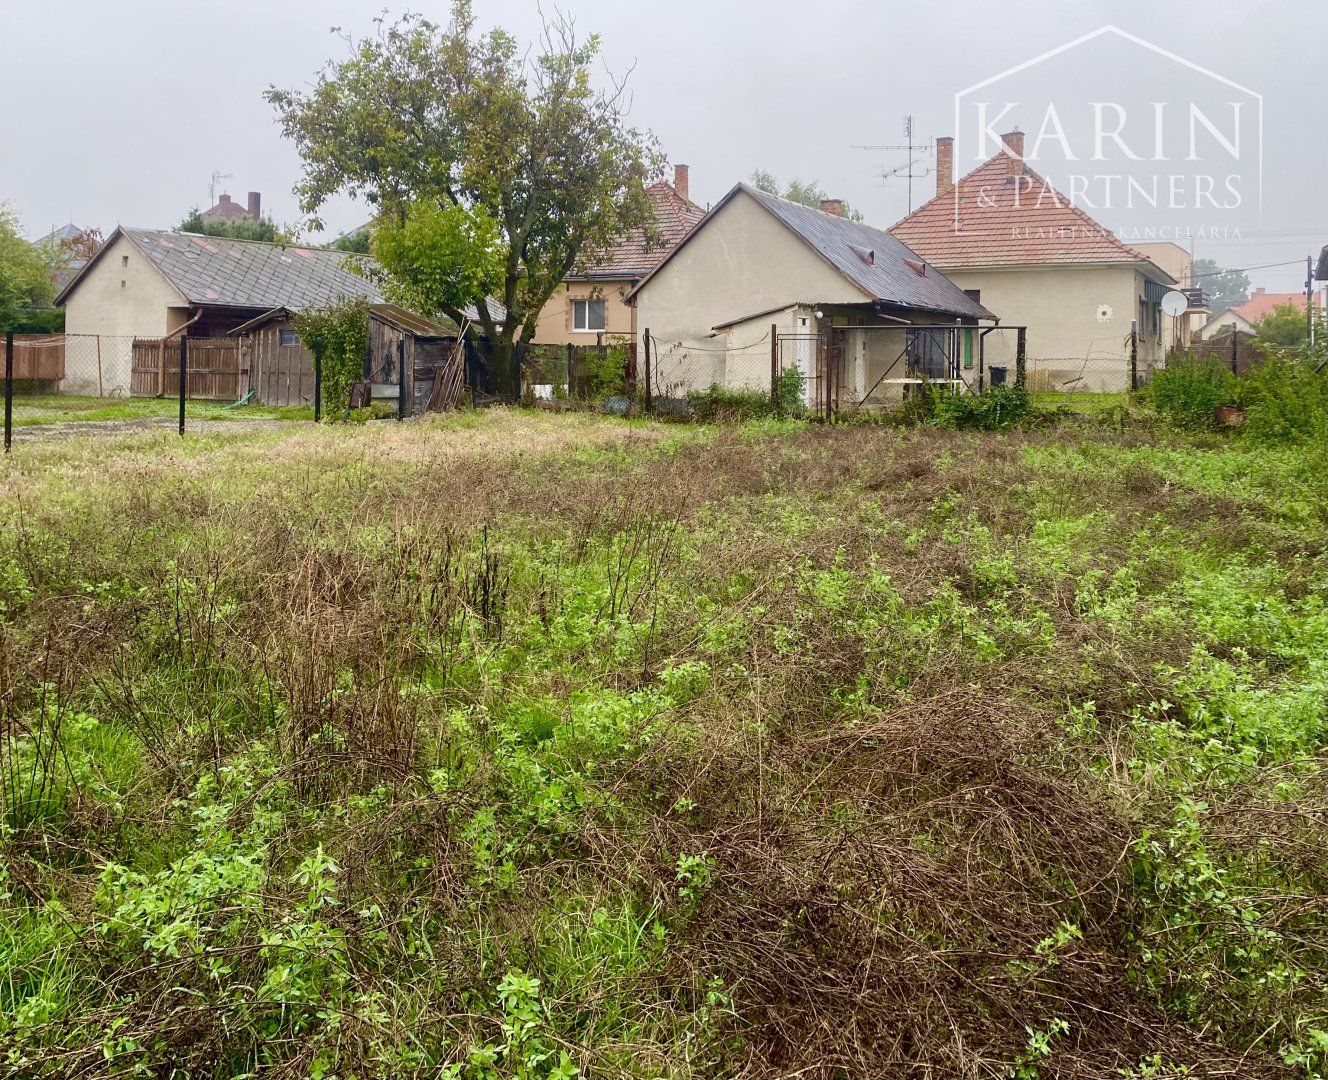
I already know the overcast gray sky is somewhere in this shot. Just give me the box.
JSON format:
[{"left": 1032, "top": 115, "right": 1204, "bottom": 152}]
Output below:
[{"left": 2, "top": 0, "right": 1324, "bottom": 291}]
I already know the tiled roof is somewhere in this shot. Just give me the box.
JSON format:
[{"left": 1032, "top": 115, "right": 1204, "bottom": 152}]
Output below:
[
  {"left": 1232, "top": 289, "right": 1310, "bottom": 322},
  {"left": 37, "top": 224, "right": 86, "bottom": 246},
  {"left": 889, "top": 156, "right": 1152, "bottom": 270},
  {"left": 122, "top": 228, "right": 382, "bottom": 309},
  {"left": 575, "top": 181, "right": 705, "bottom": 279},
  {"left": 201, "top": 196, "right": 252, "bottom": 222},
  {"left": 743, "top": 185, "right": 992, "bottom": 319}
]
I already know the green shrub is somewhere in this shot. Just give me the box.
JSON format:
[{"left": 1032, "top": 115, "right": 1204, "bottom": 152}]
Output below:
[
  {"left": 585, "top": 344, "right": 630, "bottom": 400},
  {"left": 291, "top": 297, "right": 371, "bottom": 420},
  {"left": 1238, "top": 356, "right": 1328, "bottom": 445},
  {"left": 1149, "top": 356, "right": 1237, "bottom": 428},
  {"left": 686, "top": 385, "right": 771, "bottom": 423},
  {"left": 774, "top": 366, "right": 807, "bottom": 418},
  {"left": 929, "top": 384, "right": 1030, "bottom": 430}
]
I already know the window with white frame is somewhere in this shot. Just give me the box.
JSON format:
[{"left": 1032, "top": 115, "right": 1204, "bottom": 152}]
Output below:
[
  {"left": 572, "top": 298, "right": 606, "bottom": 332},
  {"left": 279, "top": 328, "right": 299, "bottom": 346}
]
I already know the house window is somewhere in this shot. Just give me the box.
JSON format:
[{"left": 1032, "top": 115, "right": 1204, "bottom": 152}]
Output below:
[
  {"left": 963, "top": 288, "right": 981, "bottom": 304},
  {"left": 572, "top": 298, "right": 606, "bottom": 333},
  {"left": 279, "top": 328, "right": 299, "bottom": 346},
  {"left": 121, "top": 255, "right": 129, "bottom": 267}
]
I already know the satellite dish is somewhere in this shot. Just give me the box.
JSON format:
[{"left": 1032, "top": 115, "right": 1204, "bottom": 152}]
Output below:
[{"left": 1161, "top": 290, "right": 1189, "bottom": 317}]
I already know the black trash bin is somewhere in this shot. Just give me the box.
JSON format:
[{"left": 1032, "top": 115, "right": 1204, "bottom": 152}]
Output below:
[{"left": 989, "top": 365, "right": 1007, "bottom": 387}]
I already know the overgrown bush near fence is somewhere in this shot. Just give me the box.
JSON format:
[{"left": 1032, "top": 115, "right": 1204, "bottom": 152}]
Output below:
[
  {"left": 931, "top": 384, "right": 1030, "bottom": 430},
  {"left": 1239, "top": 356, "right": 1328, "bottom": 445},
  {"left": 291, "top": 297, "right": 371, "bottom": 419},
  {"left": 686, "top": 368, "right": 806, "bottom": 423},
  {"left": 1150, "top": 351, "right": 1328, "bottom": 444},
  {"left": 1149, "top": 355, "right": 1238, "bottom": 429}
]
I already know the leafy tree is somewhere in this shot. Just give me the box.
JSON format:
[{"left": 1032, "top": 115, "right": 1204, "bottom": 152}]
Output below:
[
  {"left": 368, "top": 200, "right": 503, "bottom": 322},
  {"left": 291, "top": 296, "right": 371, "bottom": 418},
  {"left": 267, "top": 4, "right": 662, "bottom": 393},
  {"left": 0, "top": 206, "right": 57, "bottom": 331},
  {"left": 55, "top": 227, "right": 104, "bottom": 266},
  {"left": 178, "top": 208, "right": 288, "bottom": 243},
  {"left": 330, "top": 226, "right": 371, "bottom": 254},
  {"left": 1253, "top": 301, "right": 1313, "bottom": 347},
  {"left": 1193, "top": 258, "right": 1250, "bottom": 314},
  {"left": 749, "top": 170, "right": 864, "bottom": 222}
]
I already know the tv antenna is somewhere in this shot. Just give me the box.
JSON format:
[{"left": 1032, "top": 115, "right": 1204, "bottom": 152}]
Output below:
[
  {"left": 854, "top": 115, "right": 932, "bottom": 213},
  {"left": 209, "top": 170, "right": 234, "bottom": 206}
]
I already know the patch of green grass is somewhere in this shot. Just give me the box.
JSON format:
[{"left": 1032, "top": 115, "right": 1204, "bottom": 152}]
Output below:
[
  {"left": 1029, "top": 389, "right": 1130, "bottom": 414},
  {"left": 9, "top": 393, "right": 313, "bottom": 426}
]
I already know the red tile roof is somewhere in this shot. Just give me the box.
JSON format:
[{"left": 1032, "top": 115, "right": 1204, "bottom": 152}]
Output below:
[
  {"left": 575, "top": 181, "right": 705, "bottom": 279},
  {"left": 1231, "top": 289, "right": 1310, "bottom": 322},
  {"left": 889, "top": 156, "right": 1152, "bottom": 270}
]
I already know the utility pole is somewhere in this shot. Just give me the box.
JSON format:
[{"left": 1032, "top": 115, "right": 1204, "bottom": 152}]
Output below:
[
  {"left": 1308, "top": 255, "right": 1316, "bottom": 348},
  {"left": 854, "top": 115, "right": 932, "bottom": 214}
]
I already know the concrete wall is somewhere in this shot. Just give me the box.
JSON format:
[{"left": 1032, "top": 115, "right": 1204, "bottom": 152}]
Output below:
[
  {"left": 530, "top": 278, "right": 635, "bottom": 347},
  {"left": 61, "top": 233, "right": 186, "bottom": 395},
  {"left": 634, "top": 190, "right": 867, "bottom": 396},
  {"left": 939, "top": 264, "right": 1149, "bottom": 392}
]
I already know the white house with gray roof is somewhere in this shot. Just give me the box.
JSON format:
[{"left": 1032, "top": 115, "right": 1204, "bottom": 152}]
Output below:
[
  {"left": 626, "top": 183, "right": 994, "bottom": 405},
  {"left": 56, "top": 227, "right": 381, "bottom": 395}
]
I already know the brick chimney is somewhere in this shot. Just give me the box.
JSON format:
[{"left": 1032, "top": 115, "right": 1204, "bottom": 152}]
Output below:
[
  {"left": 218, "top": 193, "right": 233, "bottom": 208},
  {"left": 1252, "top": 286, "right": 1266, "bottom": 296},
  {"left": 672, "top": 164, "right": 689, "bottom": 203},
  {"left": 820, "top": 199, "right": 844, "bottom": 217},
  {"left": 935, "top": 136, "right": 954, "bottom": 197},
  {"left": 1001, "top": 129, "right": 1025, "bottom": 176},
  {"left": 247, "top": 191, "right": 261, "bottom": 220}
]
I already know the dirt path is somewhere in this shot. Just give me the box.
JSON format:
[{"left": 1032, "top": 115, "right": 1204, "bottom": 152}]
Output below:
[{"left": 8, "top": 417, "right": 299, "bottom": 442}]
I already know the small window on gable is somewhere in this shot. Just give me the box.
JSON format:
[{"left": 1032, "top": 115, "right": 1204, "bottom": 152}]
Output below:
[
  {"left": 279, "top": 328, "right": 299, "bottom": 347},
  {"left": 572, "top": 298, "right": 606, "bottom": 333},
  {"left": 963, "top": 289, "right": 981, "bottom": 304},
  {"left": 121, "top": 255, "right": 129, "bottom": 267}
]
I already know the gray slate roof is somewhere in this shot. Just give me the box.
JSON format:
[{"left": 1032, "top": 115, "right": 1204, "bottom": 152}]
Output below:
[
  {"left": 741, "top": 185, "right": 992, "bottom": 319},
  {"left": 123, "top": 228, "right": 382, "bottom": 310}
]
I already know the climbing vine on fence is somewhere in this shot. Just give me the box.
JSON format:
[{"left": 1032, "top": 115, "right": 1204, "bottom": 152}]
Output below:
[{"left": 292, "top": 296, "right": 370, "bottom": 419}]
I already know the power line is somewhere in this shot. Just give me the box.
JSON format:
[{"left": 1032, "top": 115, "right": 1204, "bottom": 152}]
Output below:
[{"left": 1191, "top": 258, "right": 1306, "bottom": 279}]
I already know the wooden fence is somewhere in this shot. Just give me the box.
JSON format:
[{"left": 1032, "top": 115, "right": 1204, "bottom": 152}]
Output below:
[
  {"left": 131, "top": 337, "right": 243, "bottom": 399},
  {"left": 5, "top": 335, "right": 66, "bottom": 381}
]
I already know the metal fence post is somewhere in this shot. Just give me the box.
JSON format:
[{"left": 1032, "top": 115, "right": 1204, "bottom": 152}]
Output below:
[
  {"left": 4, "top": 331, "right": 13, "bottom": 454},
  {"left": 566, "top": 342, "right": 574, "bottom": 400},
  {"left": 1229, "top": 329, "right": 1239, "bottom": 376},
  {"left": 513, "top": 341, "right": 523, "bottom": 404},
  {"left": 178, "top": 335, "right": 187, "bottom": 436},
  {"left": 643, "top": 329, "right": 652, "bottom": 413},
  {"left": 1015, "top": 327, "right": 1027, "bottom": 389},
  {"left": 770, "top": 322, "right": 778, "bottom": 409},
  {"left": 1129, "top": 320, "right": 1139, "bottom": 392},
  {"left": 313, "top": 341, "right": 323, "bottom": 423},
  {"left": 397, "top": 337, "right": 407, "bottom": 420}
]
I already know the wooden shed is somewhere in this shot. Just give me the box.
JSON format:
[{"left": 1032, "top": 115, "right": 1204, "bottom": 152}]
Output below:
[
  {"left": 231, "top": 303, "right": 463, "bottom": 412},
  {"left": 365, "top": 304, "right": 462, "bottom": 414},
  {"left": 228, "top": 309, "right": 317, "bottom": 406}
]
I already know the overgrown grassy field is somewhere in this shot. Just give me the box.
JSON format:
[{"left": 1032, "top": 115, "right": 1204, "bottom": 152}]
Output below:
[{"left": 1, "top": 409, "right": 1325, "bottom": 1078}]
